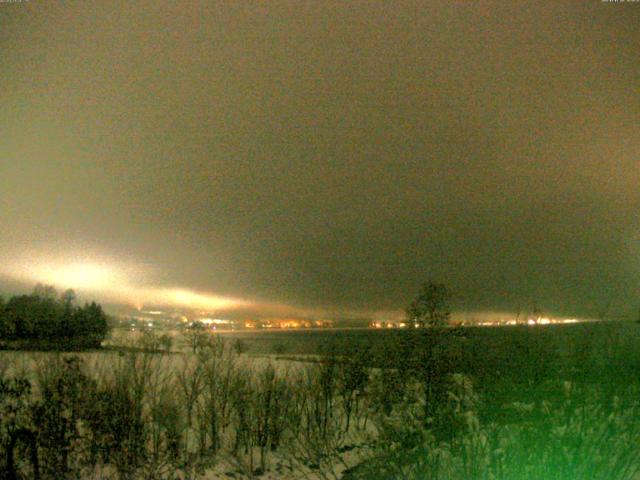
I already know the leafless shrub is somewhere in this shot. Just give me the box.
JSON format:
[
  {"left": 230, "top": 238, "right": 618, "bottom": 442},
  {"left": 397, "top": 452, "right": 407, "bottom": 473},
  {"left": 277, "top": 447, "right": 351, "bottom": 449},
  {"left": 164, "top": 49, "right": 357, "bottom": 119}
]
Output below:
[
  {"left": 175, "top": 355, "right": 203, "bottom": 432},
  {"left": 251, "top": 363, "right": 293, "bottom": 473},
  {"left": 196, "top": 336, "right": 237, "bottom": 456},
  {"left": 83, "top": 351, "right": 157, "bottom": 480}
]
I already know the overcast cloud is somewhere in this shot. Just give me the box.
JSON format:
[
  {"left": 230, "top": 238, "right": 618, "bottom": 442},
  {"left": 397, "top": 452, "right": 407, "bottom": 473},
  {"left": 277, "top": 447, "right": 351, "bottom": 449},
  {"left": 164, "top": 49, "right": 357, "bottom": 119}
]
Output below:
[{"left": 1, "top": 1, "right": 639, "bottom": 321}]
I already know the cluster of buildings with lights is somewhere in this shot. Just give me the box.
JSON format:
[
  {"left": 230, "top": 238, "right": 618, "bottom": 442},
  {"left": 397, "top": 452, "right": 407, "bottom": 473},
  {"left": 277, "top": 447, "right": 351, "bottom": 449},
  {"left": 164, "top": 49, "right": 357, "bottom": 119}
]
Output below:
[
  {"left": 190, "top": 318, "right": 334, "bottom": 330},
  {"left": 113, "top": 309, "right": 586, "bottom": 332},
  {"left": 112, "top": 311, "right": 334, "bottom": 331},
  {"left": 369, "top": 315, "right": 582, "bottom": 329},
  {"left": 474, "top": 317, "right": 580, "bottom": 326},
  {"left": 369, "top": 320, "right": 413, "bottom": 329}
]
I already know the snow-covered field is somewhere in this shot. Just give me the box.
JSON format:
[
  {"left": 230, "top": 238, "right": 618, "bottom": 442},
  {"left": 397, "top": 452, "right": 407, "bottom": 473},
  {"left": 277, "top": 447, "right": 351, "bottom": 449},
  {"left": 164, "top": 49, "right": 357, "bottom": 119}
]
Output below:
[
  {"left": 5, "top": 324, "right": 640, "bottom": 479},
  {"left": 0, "top": 332, "right": 382, "bottom": 479}
]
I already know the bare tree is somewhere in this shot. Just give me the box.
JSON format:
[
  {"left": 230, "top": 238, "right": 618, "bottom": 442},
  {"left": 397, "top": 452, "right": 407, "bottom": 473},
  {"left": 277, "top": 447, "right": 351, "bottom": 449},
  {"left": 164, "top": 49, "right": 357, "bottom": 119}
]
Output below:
[{"left": 406, "top": 281, "right": 451, "bottom": 328}]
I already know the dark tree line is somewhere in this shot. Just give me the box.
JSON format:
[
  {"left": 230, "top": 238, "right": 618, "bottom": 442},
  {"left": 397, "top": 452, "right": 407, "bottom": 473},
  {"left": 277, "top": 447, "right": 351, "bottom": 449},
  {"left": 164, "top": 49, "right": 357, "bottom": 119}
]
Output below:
[{"left": 0, "top": 285, "right": 108, "bottom": 347}]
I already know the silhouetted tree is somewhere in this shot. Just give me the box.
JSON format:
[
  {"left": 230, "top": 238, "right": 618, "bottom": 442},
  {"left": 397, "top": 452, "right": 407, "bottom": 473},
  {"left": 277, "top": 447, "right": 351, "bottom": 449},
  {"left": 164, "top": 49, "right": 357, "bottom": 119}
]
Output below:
[
  {"left": 159, "top": 333, "right": 173, "bottom": 352},
  {"left": 78, "top": 302, "right": 108, "bottom": 346},
  {"left": 406, "top": 281, "right": 451, "bottom": 328},
  {"left": 183, "top": 322, "right": 210, "bottom": 354},
  {"left": 32, "top": 284, "right": 57, "bottom": 301},
  {"left": 0, "top": 286, "right": 109, "bottom": 347},
  {"left": 0, "top": 295, "right": 8, "bottom": 338},
  {"left": 60, "top": 289, "right": 76, "bottom": 308},
  {"left": 233, "top": 338, "right": 248, "bottom": 355},
  {"left": 33, "top": 356, "right": 95, "bottom": 478},
  {"left": 0, "top": 376, "right": 40, "bottom": 479},
  {"left": 405, "top": 281, "right": 453, "bottom": 436}
]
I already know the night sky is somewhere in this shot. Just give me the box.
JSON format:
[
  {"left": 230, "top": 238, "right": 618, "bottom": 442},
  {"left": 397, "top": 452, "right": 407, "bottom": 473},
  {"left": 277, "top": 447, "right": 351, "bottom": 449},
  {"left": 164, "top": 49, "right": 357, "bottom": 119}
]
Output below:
[{"left": 1, "top": 1, "right": 639, "bottom": 322}]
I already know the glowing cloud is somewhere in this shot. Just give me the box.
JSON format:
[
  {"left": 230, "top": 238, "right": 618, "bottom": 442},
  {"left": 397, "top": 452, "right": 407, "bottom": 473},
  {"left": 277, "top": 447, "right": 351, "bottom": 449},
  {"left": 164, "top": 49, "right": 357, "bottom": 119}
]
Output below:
[
  {"left": 38, "top": 262, "right": 121, "bottom": 290},
  {"left": 133, "top": 287, "right": 248, "bottom": 311},
  {"left": 1, "top": 257, "right": 131, "bottom": 291},
  {"left": 0, "top": 253, "right": 249, "bottom": 313}
]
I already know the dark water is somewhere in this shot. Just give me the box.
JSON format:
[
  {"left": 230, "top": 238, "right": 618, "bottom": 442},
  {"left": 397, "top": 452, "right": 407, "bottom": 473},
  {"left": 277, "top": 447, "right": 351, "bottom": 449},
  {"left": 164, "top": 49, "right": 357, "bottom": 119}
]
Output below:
[
  {"left": 222, "top": 322, "right": 640, "bottom": 392},
  {"left": 222, "top": 321, "right": 636, "bottom": 357}
]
